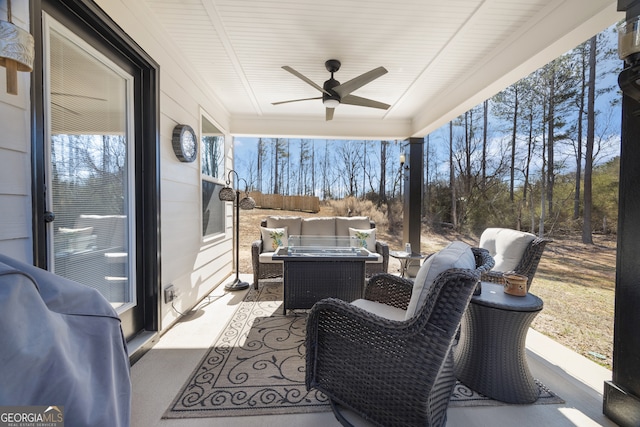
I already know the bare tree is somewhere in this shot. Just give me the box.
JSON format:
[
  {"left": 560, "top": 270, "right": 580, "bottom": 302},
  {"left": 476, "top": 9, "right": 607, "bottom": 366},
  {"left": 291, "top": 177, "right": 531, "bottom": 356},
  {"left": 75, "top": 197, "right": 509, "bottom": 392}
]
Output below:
[
  {"left": 492, "top": 82, "right": 522, "bottom": 202},
  {"left": 337, "top": 141, "right": 362, "bottom": 197},
  {"left": 378, "top": 141, "right": 388, "bottom": 206},
  {"left": 449, "top": 121, "right": 457, "bottom": 228},
  {"left": 311, "top": 142, "right": 316, "bottom": 196},
  {"left": 539, "top": 56, "right": 577, "bottom": 217},
  {"left": 322, "top": 140, "right": 330, "bottom": 199},
  {"left": 572, "top": 42, "right": 587, "bottom": 220},
  {"left": 582, "top": 35, "right": 597, "bottom": 244},
  {"left": 272, "top": 138, "right": 288, "bottom": 194},
  {"left": 424, "top": 136, "right": 431, "bottom": 217},
  {"left": 256, "top": 138, "right": 265, "bottom": 192},
  {"left": 482, "top": 99, "right": 488, "bottom": 185}
]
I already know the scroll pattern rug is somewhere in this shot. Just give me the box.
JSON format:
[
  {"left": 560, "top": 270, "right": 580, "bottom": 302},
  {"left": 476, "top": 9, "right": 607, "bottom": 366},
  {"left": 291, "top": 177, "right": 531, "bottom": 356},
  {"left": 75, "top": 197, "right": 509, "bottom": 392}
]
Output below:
[{"left": 164, "top": 283, "right": 563, "bottom": 419}]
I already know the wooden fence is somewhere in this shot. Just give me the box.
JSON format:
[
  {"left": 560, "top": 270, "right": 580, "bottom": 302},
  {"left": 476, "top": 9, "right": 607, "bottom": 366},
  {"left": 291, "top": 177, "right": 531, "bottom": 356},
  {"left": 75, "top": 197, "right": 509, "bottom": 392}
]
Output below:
[{"left": 249, "top": 191, "right": 320, "bottom": 213}]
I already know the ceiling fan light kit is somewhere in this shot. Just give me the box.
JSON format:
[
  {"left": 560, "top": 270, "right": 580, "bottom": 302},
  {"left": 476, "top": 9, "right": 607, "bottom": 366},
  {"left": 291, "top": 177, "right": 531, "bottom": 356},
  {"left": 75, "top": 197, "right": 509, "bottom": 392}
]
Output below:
[
  {"left": 273, "top": 59, "right": 389, "bottom": 121},
  {"left": 323, "top": 98, "right": 340, "bottom": 108}
]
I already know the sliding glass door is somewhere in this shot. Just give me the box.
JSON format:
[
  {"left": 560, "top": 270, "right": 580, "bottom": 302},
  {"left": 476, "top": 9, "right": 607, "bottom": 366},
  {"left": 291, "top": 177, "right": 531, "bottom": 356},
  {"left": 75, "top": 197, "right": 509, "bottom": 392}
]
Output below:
[{"left": 43, "top": 13, "right": 139, "bottom": 322}]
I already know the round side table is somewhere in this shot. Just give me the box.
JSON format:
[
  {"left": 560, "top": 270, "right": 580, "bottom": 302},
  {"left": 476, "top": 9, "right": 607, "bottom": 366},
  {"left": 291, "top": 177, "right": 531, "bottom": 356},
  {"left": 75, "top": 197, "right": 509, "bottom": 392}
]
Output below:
[
  {"left": 453, "top": 281, "right": 544, "bottom": 404},
  {"left": 389, "top": 250, "right": 425, "bottom": 278}
]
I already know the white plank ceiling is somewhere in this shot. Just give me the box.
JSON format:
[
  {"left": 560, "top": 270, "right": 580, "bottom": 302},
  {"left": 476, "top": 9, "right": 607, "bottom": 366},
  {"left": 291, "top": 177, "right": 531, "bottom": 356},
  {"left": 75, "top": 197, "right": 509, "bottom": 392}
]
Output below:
[{"left": 141, "top": 0, "right": 620, "bottom": 139}]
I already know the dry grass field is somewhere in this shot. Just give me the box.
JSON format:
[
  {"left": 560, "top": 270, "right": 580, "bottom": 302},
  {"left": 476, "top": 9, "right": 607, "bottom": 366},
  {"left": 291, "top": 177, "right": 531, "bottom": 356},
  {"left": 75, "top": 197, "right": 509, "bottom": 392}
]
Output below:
[{"left": 238, "top": 204, "right": 616, "bottom": 369}]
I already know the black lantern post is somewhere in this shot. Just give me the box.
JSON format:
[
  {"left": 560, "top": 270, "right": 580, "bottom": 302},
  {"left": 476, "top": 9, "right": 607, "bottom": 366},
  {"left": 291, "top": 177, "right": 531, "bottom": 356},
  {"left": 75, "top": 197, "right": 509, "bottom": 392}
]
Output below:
[{"left": 218, "top": 170, "right": 255, "bottom": 291}]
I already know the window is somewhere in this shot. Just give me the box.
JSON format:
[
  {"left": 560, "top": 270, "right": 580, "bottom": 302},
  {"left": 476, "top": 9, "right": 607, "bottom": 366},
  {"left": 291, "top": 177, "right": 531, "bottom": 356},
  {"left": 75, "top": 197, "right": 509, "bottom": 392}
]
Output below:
[{"left": 201, "top": 115, "right": 226, "bottom": 238}]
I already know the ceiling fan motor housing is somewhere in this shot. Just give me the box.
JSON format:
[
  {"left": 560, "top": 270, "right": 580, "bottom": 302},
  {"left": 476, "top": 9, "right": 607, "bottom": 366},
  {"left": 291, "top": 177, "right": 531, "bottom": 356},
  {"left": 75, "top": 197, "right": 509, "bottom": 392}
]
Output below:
[{"left": 323, "top": 78, "right": 341, "bottom": 104}]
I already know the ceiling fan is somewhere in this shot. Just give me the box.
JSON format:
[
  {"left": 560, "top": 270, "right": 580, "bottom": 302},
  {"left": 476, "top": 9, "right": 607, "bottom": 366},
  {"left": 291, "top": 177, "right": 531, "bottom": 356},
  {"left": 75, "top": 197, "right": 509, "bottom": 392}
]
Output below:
[{"left": 272, "top": 59, "right": 390, "bottom": 121}]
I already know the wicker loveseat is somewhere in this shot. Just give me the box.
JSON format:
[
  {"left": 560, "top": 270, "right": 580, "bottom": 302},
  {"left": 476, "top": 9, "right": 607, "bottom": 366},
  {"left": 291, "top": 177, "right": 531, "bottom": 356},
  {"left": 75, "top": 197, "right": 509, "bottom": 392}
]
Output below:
[
  {"left": 305, "top": 243, "right": 494, "bottom": 426},
  {"left": 251, "top": 216, "right": 389, "bottom": 289}
]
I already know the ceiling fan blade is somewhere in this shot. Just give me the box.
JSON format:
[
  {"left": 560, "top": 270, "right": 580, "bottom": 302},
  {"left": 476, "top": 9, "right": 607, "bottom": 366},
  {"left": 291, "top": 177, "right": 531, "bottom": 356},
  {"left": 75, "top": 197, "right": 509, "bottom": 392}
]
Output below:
[
  {"left": 326, "top": 107, "right": 335, "bottom": 121},
  {"left": 282, "top": 66, "right": 331, "bottom": 96},
  {"left": 341, "top": 94, "right": 390, "bottom": 110},
  {"left": 333, "top": 66, "right": 388, "bottom": 98},
  {"left": 272, "top": 96, "right": 322, "bottom": 106}
]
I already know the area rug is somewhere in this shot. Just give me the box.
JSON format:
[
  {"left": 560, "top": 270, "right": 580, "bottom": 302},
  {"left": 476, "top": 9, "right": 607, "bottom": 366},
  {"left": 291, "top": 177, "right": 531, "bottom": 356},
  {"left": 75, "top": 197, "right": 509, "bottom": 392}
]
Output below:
[{"left": 163, "top": 283, "right": 563, "bottom": 419}]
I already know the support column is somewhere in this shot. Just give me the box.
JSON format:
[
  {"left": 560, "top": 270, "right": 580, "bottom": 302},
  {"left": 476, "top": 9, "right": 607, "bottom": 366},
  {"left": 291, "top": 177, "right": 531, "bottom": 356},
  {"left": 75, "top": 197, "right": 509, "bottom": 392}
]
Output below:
[
  {"left": 402, "top": 138, "right": 423, "bottom": 254},
  {"left": 604, "top": 2, "right": 640, "bottom": 425}
]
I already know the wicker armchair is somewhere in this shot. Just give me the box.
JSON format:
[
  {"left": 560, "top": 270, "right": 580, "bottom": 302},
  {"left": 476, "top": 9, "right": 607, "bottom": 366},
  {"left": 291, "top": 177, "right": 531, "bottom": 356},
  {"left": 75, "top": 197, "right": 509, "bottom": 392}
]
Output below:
[
  {"left": 479, "top": 228, "right": 551, "bottom": 291},
  {"left": 305, "top": 247, "right": 494, "bottom": 427}
]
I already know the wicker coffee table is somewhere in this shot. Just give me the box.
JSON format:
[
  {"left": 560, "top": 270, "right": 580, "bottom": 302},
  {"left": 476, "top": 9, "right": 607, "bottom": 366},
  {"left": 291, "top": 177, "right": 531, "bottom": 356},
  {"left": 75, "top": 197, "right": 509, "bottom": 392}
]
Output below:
[
  {"left": 273, "top": 244, "right": 376, "bottom": 314},
  {"left": 453, "top": 281, "right": 544, "bottom": 403}
]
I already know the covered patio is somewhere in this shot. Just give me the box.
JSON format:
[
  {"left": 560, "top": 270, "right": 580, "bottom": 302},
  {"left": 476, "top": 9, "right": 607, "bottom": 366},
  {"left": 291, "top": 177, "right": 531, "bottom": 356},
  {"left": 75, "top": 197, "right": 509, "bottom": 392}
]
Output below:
[
  {"left": 4, "top": 0, "right": 639, "bottom": 424},
  {"left": 110, "top": 0, "right": 633, "bottom": 424}
]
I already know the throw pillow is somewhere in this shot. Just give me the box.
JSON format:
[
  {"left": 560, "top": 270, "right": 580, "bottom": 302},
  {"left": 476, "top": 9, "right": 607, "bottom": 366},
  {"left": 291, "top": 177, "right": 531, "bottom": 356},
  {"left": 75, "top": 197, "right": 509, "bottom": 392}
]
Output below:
[
  {"left": 261, "top": 226, "right": 288, "bottom": 251},
  {"left": 349, "top": 227, "right": 376, "bottom": 250},
  {"left": 336, "top": 216, "right": 371, "bottom": 236},
  {"left": 405, "top": 241, "right": 476, "bottom": 319}
]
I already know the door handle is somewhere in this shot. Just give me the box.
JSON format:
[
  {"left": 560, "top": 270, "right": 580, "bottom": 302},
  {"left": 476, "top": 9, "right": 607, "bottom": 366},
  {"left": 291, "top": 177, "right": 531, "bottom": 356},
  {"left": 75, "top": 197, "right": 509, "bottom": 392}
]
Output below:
[{"left": 44, "top": 211, "right": 55, "bottom": 223}]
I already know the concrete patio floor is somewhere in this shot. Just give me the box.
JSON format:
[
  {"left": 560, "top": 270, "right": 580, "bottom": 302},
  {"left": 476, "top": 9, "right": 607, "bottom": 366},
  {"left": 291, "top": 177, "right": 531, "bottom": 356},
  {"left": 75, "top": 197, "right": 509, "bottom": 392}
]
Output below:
[{"left": 130, "top": 274, "right": 616, "bottom": 427}]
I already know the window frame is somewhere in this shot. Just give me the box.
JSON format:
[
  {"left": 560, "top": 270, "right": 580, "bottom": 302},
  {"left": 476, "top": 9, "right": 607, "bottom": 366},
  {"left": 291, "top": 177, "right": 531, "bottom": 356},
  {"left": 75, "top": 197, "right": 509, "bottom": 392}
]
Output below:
[{"left": 200, "top": 111, "right": 227, "bottom": 242}]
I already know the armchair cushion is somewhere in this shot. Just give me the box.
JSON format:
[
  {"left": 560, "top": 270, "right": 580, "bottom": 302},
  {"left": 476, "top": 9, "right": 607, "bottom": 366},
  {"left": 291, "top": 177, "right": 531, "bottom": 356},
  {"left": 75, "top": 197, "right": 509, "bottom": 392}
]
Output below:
[
  {"left": 351, "top": 298, "right": 406, "bottom": 321},
  {"left": 405, "top": 241, "right": 476, "bottom": 319},
  {"left": 479, "top": 227, "right": 536, "bottom": 272},
  {"left": 349, "top": 227, "right": 376, "bottom": 251},
  {"left": 260, "top": 226, "right": 288, "bottom": 251}
]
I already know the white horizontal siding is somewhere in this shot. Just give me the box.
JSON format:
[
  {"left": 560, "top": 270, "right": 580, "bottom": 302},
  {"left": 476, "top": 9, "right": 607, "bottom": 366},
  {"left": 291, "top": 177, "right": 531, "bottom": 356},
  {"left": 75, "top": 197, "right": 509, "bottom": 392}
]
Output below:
[{"left": 0, "top": 2, "right": 32, "bottom": 264}]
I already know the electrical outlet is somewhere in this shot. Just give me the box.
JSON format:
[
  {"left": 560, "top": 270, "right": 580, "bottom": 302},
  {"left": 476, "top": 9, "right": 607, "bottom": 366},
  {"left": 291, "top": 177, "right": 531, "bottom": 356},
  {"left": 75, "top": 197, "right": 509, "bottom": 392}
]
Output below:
[{"left": 164, "top": 285, "right": 176, "bottom": 303}]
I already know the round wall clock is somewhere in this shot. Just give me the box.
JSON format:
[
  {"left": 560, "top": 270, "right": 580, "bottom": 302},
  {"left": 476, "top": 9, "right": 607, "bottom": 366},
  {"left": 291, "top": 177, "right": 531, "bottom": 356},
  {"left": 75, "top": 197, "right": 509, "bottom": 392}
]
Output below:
[{"left": 172, "top": 124, "right": 197, "bottom": 162}]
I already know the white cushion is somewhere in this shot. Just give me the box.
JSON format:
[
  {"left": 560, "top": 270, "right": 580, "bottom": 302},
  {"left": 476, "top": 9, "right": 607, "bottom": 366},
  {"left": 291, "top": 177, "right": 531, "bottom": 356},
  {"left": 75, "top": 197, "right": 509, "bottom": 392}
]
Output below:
[
  {"left": 336, "top": 216, "right": 371, "bottom": 236},
  {"left": 260, "top": 226, "right": 288, "bottom": 251},
  {"left": 405, "top": 241, "right": 475, "bottom": 320},
  {"left": 258, "top": 252, "right": 282, "bottom": 264},
  {"left": 365, "top": 253, "right": 383, "bottom": 264},
  {"left": 301, "top": 217, "right": 336, "bottom": 235},
  {"left": 349, "top": 227, "right": 376, "bottom": 251},
  {"left": 351, "top": 299, "right": 406, "bottom": 321},
  {"left": 479, "top": 228, "right": 535, "bottom": 272},
  {"left": 266, "top": 216, "right": 302, "bottom": 236}
]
